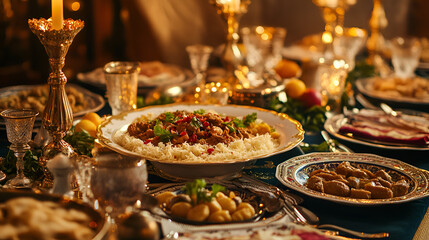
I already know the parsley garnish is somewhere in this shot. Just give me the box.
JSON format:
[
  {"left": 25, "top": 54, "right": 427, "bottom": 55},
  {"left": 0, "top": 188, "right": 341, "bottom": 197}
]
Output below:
[
  {"left": 243, "top": 113, "right": 257, "bottom": 126},
  {"left": 164, "top": 112, "right": 177, "bottom": 123},
  {"left": 154, "top": 120, "right": 173, "bottom": 142},
  {"left": 223, "top": 121, "right": 236, "bottom": 133},
  {"left": 193, "top": 109, "right": 206, "bottom": 115},
  {"left": 182, "top": 179, "right": 226, "bottom": 204},
  {"left": 190, "top": 117, "right": 203, "bottom": 129}
]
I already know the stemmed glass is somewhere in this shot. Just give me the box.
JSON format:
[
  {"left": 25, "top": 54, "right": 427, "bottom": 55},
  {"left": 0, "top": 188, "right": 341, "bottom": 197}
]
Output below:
[
  {"left": 1, "top": 109, "right": 38, "bottom": 188},
  {"left": 312, "top": 0, "right": 357, "bottom": 59},
  {"left": 332, "top": 27, "right": 367, "bottom": 71},
  {"left": 390, "top": 37, "right": 422, "bottom": 79},
  {"left": 186, "top": 44, "right": 213, "bottom": 80}
]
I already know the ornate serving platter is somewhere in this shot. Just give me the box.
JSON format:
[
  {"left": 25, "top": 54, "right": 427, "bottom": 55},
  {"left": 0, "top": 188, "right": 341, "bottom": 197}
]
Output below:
[{"left": 276, "top": 152, "right": 429, "bottom": 206}]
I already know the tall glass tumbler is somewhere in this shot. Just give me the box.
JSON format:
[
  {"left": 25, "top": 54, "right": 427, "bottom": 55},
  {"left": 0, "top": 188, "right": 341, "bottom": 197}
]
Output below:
[
  {"left": 104, "top": 62, "right": 140, "bottom": 115},
  {"left": 90, "top": 152, "right": 148, "bottom": 221}
]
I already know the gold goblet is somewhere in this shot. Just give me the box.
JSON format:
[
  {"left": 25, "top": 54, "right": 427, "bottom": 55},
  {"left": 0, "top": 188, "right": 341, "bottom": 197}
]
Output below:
[
  {"left": 209, "top": 0, "right": 251, "bottom": 84},
  {"left": 28, "top": 18, "right": 84, "bottom": 188},
  {"left": 312, "top": 0, "right": 357, "bottom": 59}
]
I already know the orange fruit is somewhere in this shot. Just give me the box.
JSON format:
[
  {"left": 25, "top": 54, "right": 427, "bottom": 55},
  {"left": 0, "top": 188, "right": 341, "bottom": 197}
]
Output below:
[
  {"left": 275, "top": 59, "right": 302, "bottom": 78},
  {"left": 75, "top": 119, "right": 97, "bottom": 138},
  {"left": 82, "top": 112, "right": 102, "bottom": 126},
  {"left": 285, "top": 79, "right": 306, "bottom": 99}
]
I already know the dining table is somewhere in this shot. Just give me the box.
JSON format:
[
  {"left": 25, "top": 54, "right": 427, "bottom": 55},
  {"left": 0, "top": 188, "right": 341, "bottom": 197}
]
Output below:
[{"left": 0, "top": 69, "right": 428, "bottom": 240}]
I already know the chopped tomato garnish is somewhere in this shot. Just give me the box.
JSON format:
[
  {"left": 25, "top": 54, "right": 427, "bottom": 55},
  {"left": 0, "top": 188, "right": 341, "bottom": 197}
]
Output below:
[
  {"left": 144, "top": 139, "right": 152, "bottom": 144},
  {"left": 207, "top": 148, "right": 214, "bottom": 154},
  {"left": 180, "top": 131, "right": 187, "bottom": 136}
]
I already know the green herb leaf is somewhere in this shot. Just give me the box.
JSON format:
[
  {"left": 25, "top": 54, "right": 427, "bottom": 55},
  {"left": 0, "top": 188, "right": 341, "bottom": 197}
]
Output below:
[
  {"left": 243, "top": 113, "right": 257, "bottom": 126},
  {"left": 164, "top": 112, "right": 177, "bottom": 123},
  {"left": 193, "top": 109, "right": 206, "bottom": 115},
  {"left": 223, "top": 121, "right": 236, "bottom": 133},
  {"left": 210, "top": 184, "right": 226, "bottom": 199},
  {"left": 190, "top": 117, "right": 203, "bottom": 129},
  {"left": 64, "top": 130, "right": 95, "bottom": 156},
  {"left": 154, "top": 120, "right": 173, "bottom": 143}
]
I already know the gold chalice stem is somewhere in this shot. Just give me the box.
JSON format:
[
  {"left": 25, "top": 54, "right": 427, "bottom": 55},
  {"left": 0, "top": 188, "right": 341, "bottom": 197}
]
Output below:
[
  {"left": 367, "top": 0, "right": 388, "bottom": 62},
  {"left": 223, "top": 13, "right": 242, "bottom": 76},
  {"left": 321, "top": 7, "right": 337, "bottom": 58}
]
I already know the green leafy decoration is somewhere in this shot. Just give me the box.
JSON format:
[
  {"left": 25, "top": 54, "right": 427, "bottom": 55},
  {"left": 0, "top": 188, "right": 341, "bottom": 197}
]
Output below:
[
  {"left": 269, "top": 97, "right": 327, "bottom": 132},
  {"left": 64, "top": 127, "right": 95, "bottom": 157}
]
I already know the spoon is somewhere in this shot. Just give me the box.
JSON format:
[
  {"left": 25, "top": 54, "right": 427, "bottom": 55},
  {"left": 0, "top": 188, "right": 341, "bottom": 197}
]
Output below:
[
  {"left": 291, "top": 205, "right": 389, "bottom": 239},
  {"left": 321, "top": 130, "right": 354, "bottom": 153},
  {"left": 380, "top": 103, "right": 400, "bottom": 117}
]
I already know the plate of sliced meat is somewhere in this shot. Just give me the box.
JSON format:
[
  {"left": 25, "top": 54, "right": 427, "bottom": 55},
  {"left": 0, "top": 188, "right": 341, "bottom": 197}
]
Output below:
[
  {"left": 324, "top": 109, "right": 429, "bottom": 151},
  {"left": 276, "top": 152, "right": 429, "bottom": 205}
]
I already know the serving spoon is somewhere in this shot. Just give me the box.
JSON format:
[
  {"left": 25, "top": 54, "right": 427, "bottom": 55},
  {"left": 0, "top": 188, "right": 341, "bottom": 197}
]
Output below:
[
  {"left": 238, "top": 175, "right": 389, "bottom": 239},
  {"left": 293, "top": 205, "right": 389, "bottom": 239}
]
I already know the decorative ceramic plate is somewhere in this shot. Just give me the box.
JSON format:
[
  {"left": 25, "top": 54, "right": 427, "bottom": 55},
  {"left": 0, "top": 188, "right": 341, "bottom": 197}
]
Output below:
[
  {"left": 0, "top": 190, "right": 109, "bottom": 240},
  {"left": 355, "top": 77, "right": 429, "bottom": 106},
  {"left": 276, "top": 152, "right": 429, "bottom": 205},
  {"left": 0, "top": 84, "right": 105, "bottom": 128},
  {"left": 97, "top": 104, "right": 304, "bottom": 181},
  {"left": 324, "top": 113, "right": 429, "bottom": 151}
]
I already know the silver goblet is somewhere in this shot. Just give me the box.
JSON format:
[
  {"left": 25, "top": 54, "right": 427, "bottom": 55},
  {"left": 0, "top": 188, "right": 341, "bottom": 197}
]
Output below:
[{"left": 1, "top": 109, "right": 38, "bottom": 188}]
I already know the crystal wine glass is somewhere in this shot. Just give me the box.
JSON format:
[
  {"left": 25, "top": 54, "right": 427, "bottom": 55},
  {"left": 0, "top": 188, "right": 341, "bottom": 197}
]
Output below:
[
  {"left": 241, "top": 26, "right": 286, "bottom": 87},
  {"left": 1, "top": 109, "right": 38, "bottom": 188}
]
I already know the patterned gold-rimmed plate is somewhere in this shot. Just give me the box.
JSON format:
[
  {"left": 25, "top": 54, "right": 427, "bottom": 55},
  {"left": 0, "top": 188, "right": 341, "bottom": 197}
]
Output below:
[
  {"left": 97, "top": 104, "right": 304, "bottom": 181},
  {"left": 276, "top": 152, "right": 429, "bottom": 206}
]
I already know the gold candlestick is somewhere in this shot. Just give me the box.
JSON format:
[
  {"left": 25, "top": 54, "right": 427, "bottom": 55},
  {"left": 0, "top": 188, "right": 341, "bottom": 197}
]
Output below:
[
  {"left": 210, "top": 0, "right": 250, "bottom": 85},
  {"left": 366, "top": 0, "right": 389, "bottom": 76},
  {"left": 28, "top": 18, "right": 84, "bottom": 188}
]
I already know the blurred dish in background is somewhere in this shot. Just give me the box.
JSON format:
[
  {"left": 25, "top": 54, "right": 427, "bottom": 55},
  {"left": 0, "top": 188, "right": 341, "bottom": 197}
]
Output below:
[
  {"left": 0, "top": 84, "right": 105, "bottom": 128},
  {"left": 77, "top": 61, "right": 192, "bottom": 89},
  {"left": 0, "top": 190, "right": 109, "bottom": 240},
  {"left": 356, "top": 77, "right": 429, "bottom": 105},
  {"left": 282, "top": 33, "right": 323, "bottom": 62},
  {"left": 325, "top": 109, "right": 429, "bottom": 150},
  {"left": 418, "top": 37, "right": 429, "bottom": 70}
]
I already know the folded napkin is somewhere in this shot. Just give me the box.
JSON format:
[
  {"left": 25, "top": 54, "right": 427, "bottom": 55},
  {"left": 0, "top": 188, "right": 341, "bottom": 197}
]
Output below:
[{"left": 339, "top": 109, "right": 429, "bottom": 146}]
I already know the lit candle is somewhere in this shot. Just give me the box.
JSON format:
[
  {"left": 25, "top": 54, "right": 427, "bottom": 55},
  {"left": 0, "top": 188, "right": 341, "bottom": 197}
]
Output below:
[
  {"left": 51, "top": 0, "right": 64, "bottom": 30},
  {"left": 228, "top": 0, "right": 241, "bottom": 12},
  {"left": 325, "top": 0, "right": 339, "bottom": 8}
]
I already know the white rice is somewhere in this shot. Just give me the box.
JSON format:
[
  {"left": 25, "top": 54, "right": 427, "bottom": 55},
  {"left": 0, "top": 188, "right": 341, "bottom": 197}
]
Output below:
[{"left": 113, "top": 131, "right": 279, "bottom": 163}]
